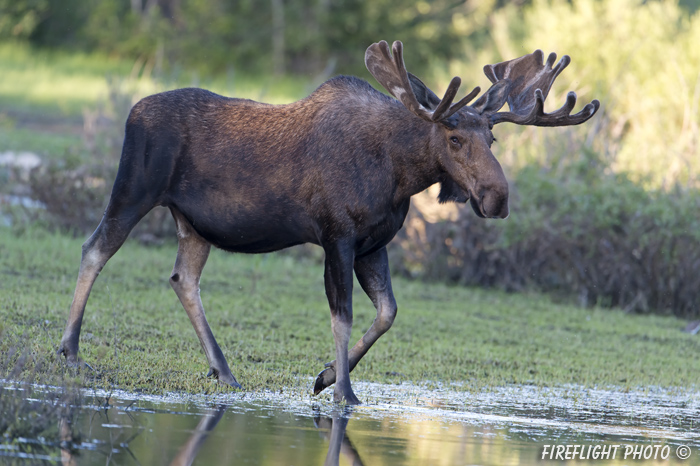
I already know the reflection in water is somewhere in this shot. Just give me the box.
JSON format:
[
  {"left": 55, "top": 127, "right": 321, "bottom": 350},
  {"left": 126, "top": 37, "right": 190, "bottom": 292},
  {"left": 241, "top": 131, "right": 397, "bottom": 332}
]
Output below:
[
  {"left": 314, "top": 408, "right": 365, "bottom": 466},
  {"left": 3, "top": 383, "right": 700, "bottom": 465},
  {"left": 163, "top": 405, "right": 367, "bottom": 466},
  {"left": 57, "top": 395, "right": 144, "bottom": 466},
  {"left": 169, "top": 405, "right": 227, "bottom": 466},
  {"left": 59, "top": 409, "right": 76, "bottom": 466}
]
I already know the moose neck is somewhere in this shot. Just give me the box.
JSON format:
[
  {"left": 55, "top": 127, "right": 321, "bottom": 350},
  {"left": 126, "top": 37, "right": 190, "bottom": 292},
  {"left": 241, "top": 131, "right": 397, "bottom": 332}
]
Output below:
[{"left": 382, "top": 110, "right": 443, "bottom": 203}]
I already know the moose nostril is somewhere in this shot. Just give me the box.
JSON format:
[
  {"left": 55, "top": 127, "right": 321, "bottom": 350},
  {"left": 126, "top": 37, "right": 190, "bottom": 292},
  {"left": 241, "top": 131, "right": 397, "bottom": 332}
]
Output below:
[
  {"left": 479, "top": 192, "right": 488, "bottom": 215},
  {"left": 481, "top": 190, "right": 509, "bottom": 219}
]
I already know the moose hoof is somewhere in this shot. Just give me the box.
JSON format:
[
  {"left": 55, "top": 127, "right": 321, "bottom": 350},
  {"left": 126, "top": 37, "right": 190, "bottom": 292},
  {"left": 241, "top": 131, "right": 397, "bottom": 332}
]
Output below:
[
  {"left": 313, "top": 363, "right": 336, "bottom": 395},
  {"left": 57, "top": 346, "right": 94, "bottom": 372},
  {"left": 333, "top": 386, "right": 361, "bottom": 405},
  {"left": 57, "top": 344, "right": 78, "bottom": 366},
  {"left": 207, "top": 367, "right": 243, "bottom": 390}
]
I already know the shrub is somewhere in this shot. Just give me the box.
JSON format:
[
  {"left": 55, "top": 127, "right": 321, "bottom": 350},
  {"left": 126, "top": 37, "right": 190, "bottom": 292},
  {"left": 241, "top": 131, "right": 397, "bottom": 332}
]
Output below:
[
  {"left": 390, "top": 146, "right": 700, "bottom": 318},
  {"left": 458, "top": 0, "right": 700, "bottom": 189}
]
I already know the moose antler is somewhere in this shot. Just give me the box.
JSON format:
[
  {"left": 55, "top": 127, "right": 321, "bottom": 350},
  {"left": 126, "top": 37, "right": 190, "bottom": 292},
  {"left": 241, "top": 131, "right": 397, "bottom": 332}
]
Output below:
[
  {"left": 365, "top": 40, "right": 480, "bottom": 123},
  {"left": 484, "top": 50, "right": 600, "bottom": 126}
]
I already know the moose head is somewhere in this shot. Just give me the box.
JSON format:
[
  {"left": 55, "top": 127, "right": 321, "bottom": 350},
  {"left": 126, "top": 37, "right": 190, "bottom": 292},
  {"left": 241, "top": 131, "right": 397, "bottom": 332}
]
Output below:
[{"left": 365, "top": 40, "right": 600, "bottom": 219}]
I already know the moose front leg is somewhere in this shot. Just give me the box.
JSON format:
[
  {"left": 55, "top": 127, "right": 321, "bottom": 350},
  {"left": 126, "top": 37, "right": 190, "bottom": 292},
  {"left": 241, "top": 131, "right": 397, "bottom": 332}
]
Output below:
[
  {"left": 315, "top": 247, "right": 397, "bottom": 395},
  {"left": 323, "top": 241, "right": 360, "bottom": 405},
  {"left": 170, "top": 208, "right": 241, "bottom": 388}
]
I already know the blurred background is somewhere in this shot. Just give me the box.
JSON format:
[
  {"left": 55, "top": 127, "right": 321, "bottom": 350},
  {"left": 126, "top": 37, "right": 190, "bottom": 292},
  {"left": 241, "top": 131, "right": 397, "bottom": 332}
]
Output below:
[{"left": 1, "top": 0, "right": 699, "bottom": 318}]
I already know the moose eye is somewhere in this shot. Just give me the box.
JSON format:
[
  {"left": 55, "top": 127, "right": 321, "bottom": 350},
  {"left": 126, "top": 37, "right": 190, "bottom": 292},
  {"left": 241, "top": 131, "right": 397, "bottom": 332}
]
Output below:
[{"left": 449, "top": 136, "right": 462, "bottom": 148}]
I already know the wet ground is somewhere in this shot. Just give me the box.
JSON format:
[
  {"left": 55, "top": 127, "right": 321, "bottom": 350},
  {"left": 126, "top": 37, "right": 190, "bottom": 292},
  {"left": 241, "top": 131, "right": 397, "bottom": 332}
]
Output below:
[{"left": 2, "top": 381, "right": 699, "bottom": 465}]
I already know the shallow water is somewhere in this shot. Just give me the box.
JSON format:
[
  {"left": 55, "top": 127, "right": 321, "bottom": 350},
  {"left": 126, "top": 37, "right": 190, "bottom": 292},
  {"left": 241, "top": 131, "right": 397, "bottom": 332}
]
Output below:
[{"left": 3, "top": 381, "right": 699, "bottom": 465}]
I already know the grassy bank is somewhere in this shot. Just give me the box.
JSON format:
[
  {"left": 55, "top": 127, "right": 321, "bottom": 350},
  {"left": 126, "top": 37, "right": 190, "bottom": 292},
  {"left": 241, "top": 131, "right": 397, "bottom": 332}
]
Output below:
[{"left": 1, "top": 228, "right": 698, "bottom": 396}]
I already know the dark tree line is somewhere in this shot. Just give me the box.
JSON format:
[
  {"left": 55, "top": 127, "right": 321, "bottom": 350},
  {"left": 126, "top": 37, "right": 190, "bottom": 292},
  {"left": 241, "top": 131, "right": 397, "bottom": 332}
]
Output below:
[
  {"left": 0, "top": 0, "right": 511, "bottom": 77},
  {"left": 7, "top": 0, "right": 700, "bottom": 77}
]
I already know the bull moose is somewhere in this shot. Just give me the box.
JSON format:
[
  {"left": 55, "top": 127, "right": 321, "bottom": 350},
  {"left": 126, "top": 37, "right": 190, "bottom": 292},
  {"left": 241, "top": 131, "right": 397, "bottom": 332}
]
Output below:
[{"left": 58, "top": 41, "right": 599, "bottom": 404}]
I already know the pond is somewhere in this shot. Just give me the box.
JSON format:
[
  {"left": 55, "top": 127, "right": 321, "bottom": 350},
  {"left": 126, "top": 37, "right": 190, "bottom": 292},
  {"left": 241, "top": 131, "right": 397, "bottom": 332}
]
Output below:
[{"left": 2, "top": 381, "right": 699, "bottom": 465}]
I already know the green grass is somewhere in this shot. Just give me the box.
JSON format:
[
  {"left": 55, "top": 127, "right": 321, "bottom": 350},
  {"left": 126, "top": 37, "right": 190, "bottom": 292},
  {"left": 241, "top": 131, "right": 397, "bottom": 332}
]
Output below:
[{"left": 1, "top": 228, "right": 698, "bottom": 396}]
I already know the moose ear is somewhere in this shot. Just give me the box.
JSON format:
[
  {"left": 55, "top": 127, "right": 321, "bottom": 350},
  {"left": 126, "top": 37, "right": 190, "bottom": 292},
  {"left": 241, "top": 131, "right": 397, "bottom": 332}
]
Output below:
[
  {"left": 438, "top": 176, "right": 469, "bottom": 204},
  {"left": 471, "top": 80, "right": 511, "bottom": 115},
  {"left": 407, "top": 73, "right": 442, "bottom": 111}
]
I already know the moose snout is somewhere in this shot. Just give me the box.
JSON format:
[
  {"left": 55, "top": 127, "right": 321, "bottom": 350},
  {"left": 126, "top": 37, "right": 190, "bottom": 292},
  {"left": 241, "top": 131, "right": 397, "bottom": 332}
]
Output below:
[
  {"left": 483, "top": 189, "right": 509, "bottom": 219},
  {"left": 472, "top": 184, "right": 509, "bottom": 219}
]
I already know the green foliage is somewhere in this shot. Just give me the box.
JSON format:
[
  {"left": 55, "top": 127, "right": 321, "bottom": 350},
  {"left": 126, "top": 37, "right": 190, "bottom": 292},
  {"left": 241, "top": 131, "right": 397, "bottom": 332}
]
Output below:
[
  {"left": 4, "top": 0, "right": 497, "bottom": 77},
  {"left": 381, "top": 0, "right": 700, "bottom": 317},
  {"left": 0, "top": 0, "right": 48, "bottom": 39},
  {"left": 489, "top": 0, "right": 700, "bottom": 187}
]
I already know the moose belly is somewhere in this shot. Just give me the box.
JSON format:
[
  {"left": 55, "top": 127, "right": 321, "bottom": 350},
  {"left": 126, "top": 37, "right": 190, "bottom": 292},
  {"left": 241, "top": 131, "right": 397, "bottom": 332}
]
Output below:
[
  {"left": 173, "top": 201, "right": 318, "bottom": 254},
  {"left": 195, "top": 219, "right": 314, "bottom": 253}
]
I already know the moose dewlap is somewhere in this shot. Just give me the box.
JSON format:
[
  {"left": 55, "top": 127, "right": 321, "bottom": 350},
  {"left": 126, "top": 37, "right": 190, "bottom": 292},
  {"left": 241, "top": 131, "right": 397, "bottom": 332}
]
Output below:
[{"left": 58, "top": 41, "right": 599, "bottom": 404}]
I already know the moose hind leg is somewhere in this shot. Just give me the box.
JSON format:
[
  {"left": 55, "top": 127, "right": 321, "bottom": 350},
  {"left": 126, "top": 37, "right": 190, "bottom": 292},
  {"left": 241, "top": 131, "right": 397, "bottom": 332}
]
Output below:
[
  {"left": 169, "top": 208, "right": 241, "bottom": 388},
  {"left": 315, "top": 247, "right": 397, "bottom": 395},
  {"left": 59, "top": 212, "right": 146, "bottom": 365}
]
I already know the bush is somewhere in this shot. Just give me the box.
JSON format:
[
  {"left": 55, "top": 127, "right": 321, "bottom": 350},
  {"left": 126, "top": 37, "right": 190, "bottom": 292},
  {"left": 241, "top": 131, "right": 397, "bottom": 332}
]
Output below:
[
  {"left": 390, "top": 145, "right": 700, "bottom": 318},
  {"left": 474, "top": 0, "right": 700, "bottom": 188}
]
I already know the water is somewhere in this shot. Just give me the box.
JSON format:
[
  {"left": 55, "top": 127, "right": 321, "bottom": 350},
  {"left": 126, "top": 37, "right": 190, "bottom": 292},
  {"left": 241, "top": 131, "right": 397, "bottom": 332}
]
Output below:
[{"left": 2, "top": 381, "right": 699, "bottom": 465}]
